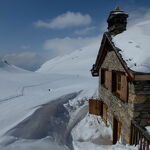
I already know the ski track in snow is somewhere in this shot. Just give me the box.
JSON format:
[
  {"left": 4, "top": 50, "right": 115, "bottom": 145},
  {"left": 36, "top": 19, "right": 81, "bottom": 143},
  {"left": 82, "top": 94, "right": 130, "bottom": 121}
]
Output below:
[{"left": 0, "top": 82, "right": 52, "bottom": 104}]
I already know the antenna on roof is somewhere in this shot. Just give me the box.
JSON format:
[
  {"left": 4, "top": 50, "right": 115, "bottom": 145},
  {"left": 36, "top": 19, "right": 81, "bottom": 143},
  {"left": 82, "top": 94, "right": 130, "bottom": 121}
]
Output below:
[{"left": 114, "top": 6, "right": 121, "bottom": 11}]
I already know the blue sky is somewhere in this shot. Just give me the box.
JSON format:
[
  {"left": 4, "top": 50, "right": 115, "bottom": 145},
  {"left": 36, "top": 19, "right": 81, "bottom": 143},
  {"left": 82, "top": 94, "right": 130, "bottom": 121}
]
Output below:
[{"left": 0, "top": 0, "right": 150, "bottom": 70}]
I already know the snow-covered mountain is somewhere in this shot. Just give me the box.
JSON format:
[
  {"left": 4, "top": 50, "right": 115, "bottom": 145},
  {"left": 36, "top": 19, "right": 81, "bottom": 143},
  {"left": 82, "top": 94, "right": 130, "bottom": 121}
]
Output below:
[
  {"left": 37, "top": 40, "right": 100, "bottom": 77},
  {"left": 0, "top": 59, "right": 28, "bottom": 73},
  {"left": 0, "top": 37, "right": 138, "bottom": 150}
]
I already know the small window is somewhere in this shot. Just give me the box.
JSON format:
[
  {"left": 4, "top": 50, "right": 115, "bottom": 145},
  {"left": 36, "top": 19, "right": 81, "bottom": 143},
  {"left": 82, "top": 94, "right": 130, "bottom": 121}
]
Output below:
[
  {"left": 101, "top": 69, "right": 105, "bottom": 85},
  {"left": 112, "top": 71, "right": 122, "bottom": 96},
  {"left": 112, "top": 71, "right": 128, "bottom": 102},
  {"left": 112, "top": 71, "right": 117, "bottom": 92}
]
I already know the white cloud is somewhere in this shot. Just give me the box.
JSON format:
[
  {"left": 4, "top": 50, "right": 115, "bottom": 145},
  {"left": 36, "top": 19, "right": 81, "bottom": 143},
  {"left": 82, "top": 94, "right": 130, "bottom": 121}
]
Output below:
[
  {"left": 21, "top": 45, "right": 30, "bottom": 50},
  {"left": 43, "top": 36, "right": 100, "bottom": 56},
  {"left": 35, "top": 11, "right": 92, "bottom": 29},
  {"left": 129, "top": 8, "right": 150, "bottom": 24},
  {"left": 74, "top": 26, "right": 96, "bottom": 35}
]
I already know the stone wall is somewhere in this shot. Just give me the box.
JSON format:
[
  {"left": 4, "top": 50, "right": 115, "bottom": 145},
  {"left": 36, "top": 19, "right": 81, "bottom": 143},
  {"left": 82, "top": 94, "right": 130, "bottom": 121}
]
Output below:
[
  {"left": 99, "top": 51, "right": 134, "bottom": 144},
  {"left": 132, "top": 81, "right": 150, "bottom": 127}
]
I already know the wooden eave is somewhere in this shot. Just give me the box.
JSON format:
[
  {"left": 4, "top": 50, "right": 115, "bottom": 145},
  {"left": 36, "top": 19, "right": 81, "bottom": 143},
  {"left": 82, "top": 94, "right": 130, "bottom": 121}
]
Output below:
[
  {"left": 91, "top": 32, "right": 137, "bottom": 81},
  {"left": 91, "top": 33, "right": 108, "bottom": 77},
  {"left": 134, "top": 74, "right": 150, "bottom": 81}
]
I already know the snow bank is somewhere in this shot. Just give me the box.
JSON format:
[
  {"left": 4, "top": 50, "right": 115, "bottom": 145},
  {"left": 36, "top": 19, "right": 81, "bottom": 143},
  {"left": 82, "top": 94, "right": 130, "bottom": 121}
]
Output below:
[
  {"left": 72, "top": 114, "right": 137, "bottom": 150},
  {"left": 72, "top": 114, "right": 112, "bottom": 144},
  {"left": 112, "top": 20, "right": 150, "bottom": 73},
  {"left": 73, "top": 141, "right": 138, "bottom": 150}
]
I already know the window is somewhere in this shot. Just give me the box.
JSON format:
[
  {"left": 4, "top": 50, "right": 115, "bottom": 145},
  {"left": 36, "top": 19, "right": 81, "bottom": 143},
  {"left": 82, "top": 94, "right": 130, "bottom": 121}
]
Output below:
[
  {"left": 101, "top": 69, "right": 105, "bottom": 85},
  {"left": 112, "top": 71, "right": 128, "bottom": 102},
  {"left": 112, "top": 71, "right": 117, "bottom": 92}
]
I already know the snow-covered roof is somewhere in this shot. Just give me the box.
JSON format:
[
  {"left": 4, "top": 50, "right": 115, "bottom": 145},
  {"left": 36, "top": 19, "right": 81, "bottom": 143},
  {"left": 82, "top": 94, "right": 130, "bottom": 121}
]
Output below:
[
  {"left": 112, "top": 20, "right": 150, "bottom": 74},
  {"left": 111, "top": 11, "right": 126, "bottom": 15}
]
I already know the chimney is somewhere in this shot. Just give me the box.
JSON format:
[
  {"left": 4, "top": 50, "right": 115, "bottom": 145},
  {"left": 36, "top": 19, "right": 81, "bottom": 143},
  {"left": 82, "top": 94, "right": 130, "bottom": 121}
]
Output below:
[{"left": 107, "top": 6, "right": 128, "bottom": 36}]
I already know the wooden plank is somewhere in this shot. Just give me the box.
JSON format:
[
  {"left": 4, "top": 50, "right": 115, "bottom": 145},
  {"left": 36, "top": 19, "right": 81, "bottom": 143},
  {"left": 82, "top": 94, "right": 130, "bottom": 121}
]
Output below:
[
  {"left": 89, "top": 99, "right": 102, "bottom": 116},
  {"left": 105, "top": 71, "right": 112, "bottom": 91},
  {"left": 135, "top": 75, "right": 150, "bottom": 81},
  {"left": 102, "top": 103, "right": 107, "bottom": 121},
  {"left": 117, "top": 121, "right": 122, "bottom": 141}
]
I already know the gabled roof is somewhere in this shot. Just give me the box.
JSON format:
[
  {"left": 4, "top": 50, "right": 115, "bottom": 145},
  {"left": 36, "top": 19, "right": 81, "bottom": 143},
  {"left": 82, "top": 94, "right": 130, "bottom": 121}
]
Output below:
[{"left": 91, "top": 32, "right": 150, "bottom": 81}]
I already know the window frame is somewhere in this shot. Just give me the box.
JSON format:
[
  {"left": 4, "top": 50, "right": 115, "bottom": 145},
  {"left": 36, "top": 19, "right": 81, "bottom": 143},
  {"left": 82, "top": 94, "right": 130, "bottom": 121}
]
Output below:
[
  {"left": 101, "top": 68, "right": 107, "bottom": 86},
  {"left": 111, "top": 71, "right": 128, "bottom": 102}
]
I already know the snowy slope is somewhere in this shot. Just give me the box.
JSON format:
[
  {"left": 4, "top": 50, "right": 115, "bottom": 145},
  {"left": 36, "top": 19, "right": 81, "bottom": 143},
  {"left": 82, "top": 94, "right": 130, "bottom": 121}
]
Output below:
[
  {"left": 37, "top": 40, "right": 100, "bottom": 77},
  {"left": 0, "top": 60, "right": 28, "bottom": 73}
]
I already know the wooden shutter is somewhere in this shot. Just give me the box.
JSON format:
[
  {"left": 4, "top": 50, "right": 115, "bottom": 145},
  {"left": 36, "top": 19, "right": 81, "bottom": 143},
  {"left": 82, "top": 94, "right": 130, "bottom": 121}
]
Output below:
[
  {"left": 102, "top": 103, "right": 107, "bottom": 121},
  {"left": 89, "top": 99, "right": 102, "bottom": 116},
  {"left": 117, "top": 121, "right": 122, "bottom": 141},
  {"left": 120, "top": 75, "right": 128, "bottom": 101},
  {"left": 93, "top": 100, "right": 97, "bottom": 115},
  {"left": 95, "top": 100, "right": 99, "bottom": 115},
  {"left": 105, "top": 71, "right": 112, "bottom": 91},
  {"left": 96, "top": 100, "right": 103, "bottom": 115}
]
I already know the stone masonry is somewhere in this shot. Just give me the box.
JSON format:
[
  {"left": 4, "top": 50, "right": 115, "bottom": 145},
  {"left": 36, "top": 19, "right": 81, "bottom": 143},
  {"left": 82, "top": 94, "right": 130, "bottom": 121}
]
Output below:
[{"left": 98, "top": 50, "right": 150, "bottom": 144}]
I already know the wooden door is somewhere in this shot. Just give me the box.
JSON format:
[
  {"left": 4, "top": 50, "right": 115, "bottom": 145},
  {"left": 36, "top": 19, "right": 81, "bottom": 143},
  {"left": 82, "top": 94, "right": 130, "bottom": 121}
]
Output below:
[{"left": 113, "top": 117, "right": 121, "bottom": 144}]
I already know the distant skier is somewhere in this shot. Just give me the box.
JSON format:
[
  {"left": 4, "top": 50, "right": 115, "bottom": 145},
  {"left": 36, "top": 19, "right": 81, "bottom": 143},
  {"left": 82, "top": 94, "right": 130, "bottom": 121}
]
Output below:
[{"left": 48, "top": 89, "right": 51, "bottom": 92}]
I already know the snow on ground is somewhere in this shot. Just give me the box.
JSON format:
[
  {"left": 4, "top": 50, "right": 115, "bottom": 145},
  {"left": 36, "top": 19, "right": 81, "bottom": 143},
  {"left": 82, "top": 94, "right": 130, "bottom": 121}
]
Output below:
[
  {"left": 72, "top": 114, "right": 138, "bottom": 150},
  {"left": 73, "top": 141, "right": 138, "bottom": 150},
  {"left": 72, "top": 114, "right": 112, "bottom": 144},
  {"left": 0, "top": 137, "right": 69, "bottom": 150},
  {"left": 112, "top": 20, "right": 150, "bottom": 73}
]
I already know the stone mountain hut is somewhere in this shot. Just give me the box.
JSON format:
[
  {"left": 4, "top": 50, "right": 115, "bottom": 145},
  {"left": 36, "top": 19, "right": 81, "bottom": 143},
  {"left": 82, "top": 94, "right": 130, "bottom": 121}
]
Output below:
[{"left": 89, "top": 7, "right": 150, "bottom": 149}]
